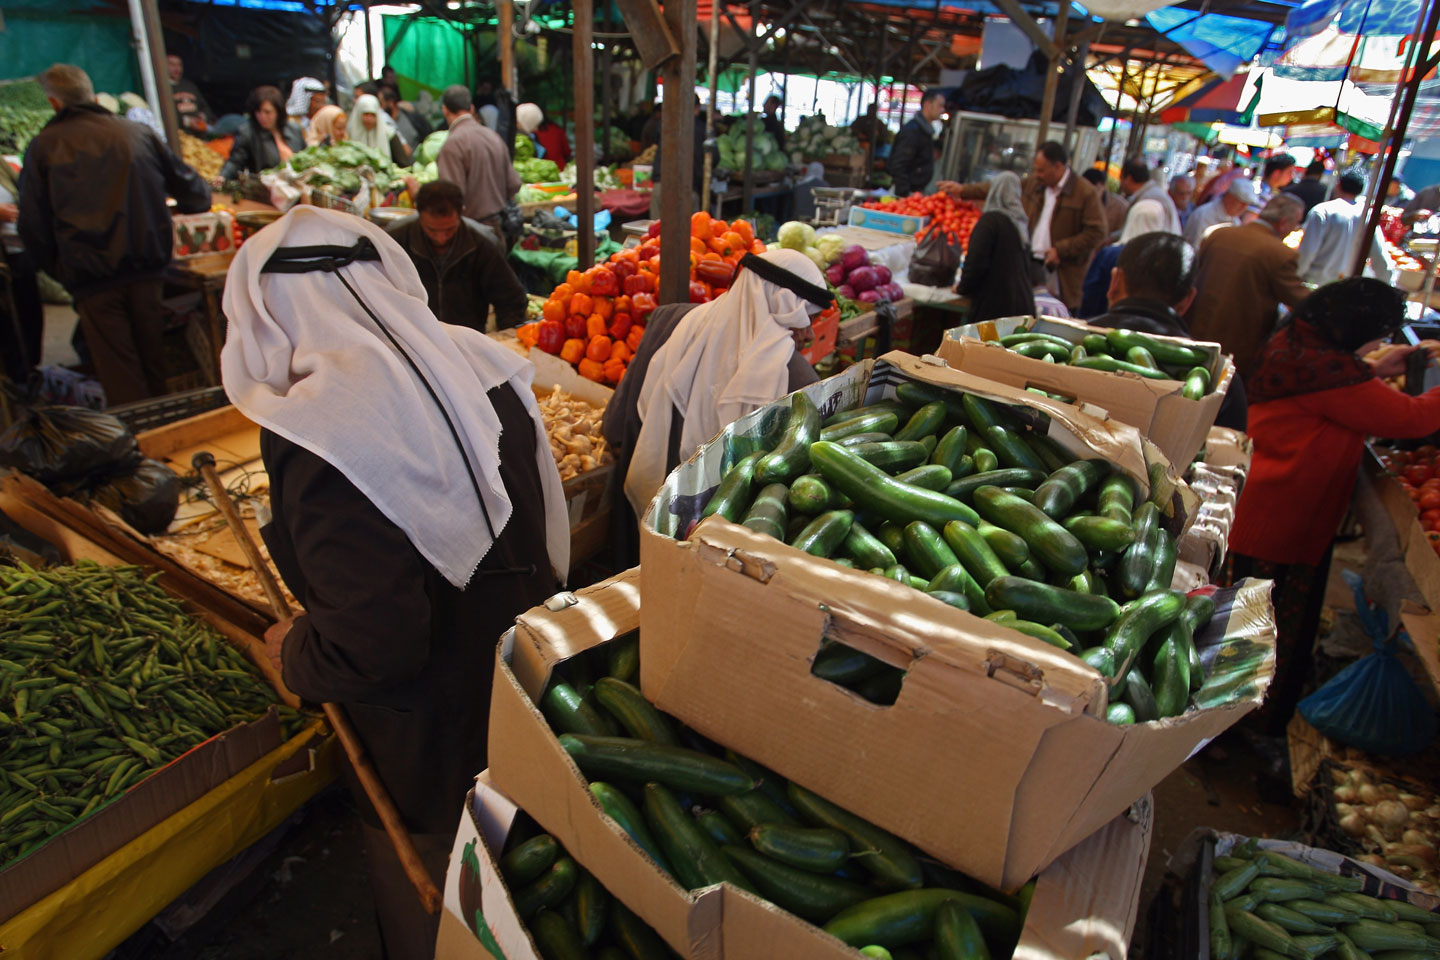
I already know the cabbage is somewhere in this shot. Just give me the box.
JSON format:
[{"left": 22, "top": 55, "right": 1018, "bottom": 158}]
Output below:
[
  {"left": 816, "top": 234, "right": 846, "bottom": 265},
  {"left": 777, "top": 221, "right": 817, "bottom": 251},
  {"left": 802, "top": 246, "right": 827, "bottom": 270},
  {"left": 514, "top": 135, "right": 536, "bottom": 160},
  {"left": 841, "top": 245, "right": 869, "bottom": 271},
  {"left": 848, "top": 266, "right": 879, "bottom": 292}
]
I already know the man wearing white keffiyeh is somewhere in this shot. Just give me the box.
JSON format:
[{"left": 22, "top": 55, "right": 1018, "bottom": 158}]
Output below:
[{"left": 221, "top": 205, "right": 566, "bottom": 958}]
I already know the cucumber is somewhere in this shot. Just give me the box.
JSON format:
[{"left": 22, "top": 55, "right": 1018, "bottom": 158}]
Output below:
[
  {"left": 591, "top": 782, "right": 673, "bottom": 873},
  {"left": 976, "top": 522, "right": 1029, "bottom": 568},
  {"left": 1104, "top": 589, "right": 1186, "bottom": 681},
  {"left": 702, "top": 451, "right": 765, "bottom": 522},
  {"left": 1080, "top": 333, "right": 1110, "bottom": 354},
  {"left": 1106, "top": 702, "right": 1136, "bottom": 725},
  {"left": 742, "top": 482, "right": 790, "bottom": 541},
  {"left": 950, "top": 455, "right": 976, "bottom": 480},
  {"left": 941, "top": 521, "right": 1012, "bottom": 588},
  {"left": 1024, "top": 432, "right": 1072, "bottom": 472},
  {"left": 894, "top": 402, "right": 947, "bottom": 443},
  {"left": 1014, "top": 339, "right": 1071, "bottom": 362},
  {"left": 983, "top": 576, "right": 1120, "bottom": 632},
  {"left": 571, "top": 870, "right": 610, "bottom": 945},
  {"left": 972, "top": 448, "right": 999, "bottom": 473},
  {"left": 1182, "top": 366, "right": 1211, "bottom": 400},
  {"left": 1226, "top": 905, "right": 1301, "bottom": 958},
  {"left": 921, "top": 434, "right": 938, "bottom": 457},
  {"left": 844, "top": 521, "right": 899, "bottom": 570},
  {"left": 1145, "top": 529, "right": 1177, "bottom": 592},
  {"left": 903, "top": 522, "right": 962, "bottom": 579},
  {"left": 840, "top": 431, "right": 896, "bottom": 446},
  {"left": 1121, "top": 669, "right": 1158, "bottom": 722},
  {"left": 607, "top": 634, "right": 640, "bottom": 682},
  {"left": 825, "top": 400, "right": 910, "bottom": 427},
  {"left": 1117, "top": 503, "right": 1162, "bottom": 599},
  {"left": 1063, "top": 516, "right": 1137, "bottom": 553},
  {"left": 883, "top": 564, "right": 911, "bottom": 584},
  {"left": 860, "top": 948, "right": 894, "bottom": 959},
  {"left": 756, "top": 392, "right": 821, "bottom": 483},
  {"left": 971, "top": 486, "right": 1088, "bottom": 576},
  {"left": 543, "top": 682, "right": 619, "bottom": 737},
  {"left": 934, "top": 899, "right": 993, "bottom": 960},
  {"left": 791, "top": 510, "right": 855, "bottom": 559},
  {"left": 986, "top": 610, "right": 1017, "bottom": 622},
  {"left": 1080, "top": 645, "right": 1117, "bottom": 678},
  {"left": 789, "top": 474, "right": 846, "bottom": 515},
  {"left": 1096, "top": 474, "right": 1135, "bottom": 524},
  {"left": 1015, "top": 558, "right": 1048, "bottom": 581},
  {"left": 1256, "top": 903, "right": 1332, "bottom": 935},
  {"left": 946, "top": 468, "right": 1047, "bottom": 502},
  {"left": 822, "top": 889, "right": 1020, "bottom": 948},
  {"left": 717, "top": 788, "right": 801, "bottom": 832},
  {"left": 1150, "top": 620, "right": 1192, "bottom": 718},
  {"left": 962, "top": 395, "right": 1047, "bottom": 473},
  {"left": 593, "top": 678, "right": 678, "bottom": 745},
  {"left": 750, "top": 823, "right": 851, "bottom": 873},
  {"left": 931, "top": 426, "right": 970, "bottom": 474},
  {"left": 1033, "top": 460, "right": 1110, "bottom": 519},
  {"left": 821, "top": 411, "right": 903, "bottom": 442},
  {"left": 501, "top": 834, "right": 559, "bottom": 884},
  {"left": 1000, "top": 331, "right": 1075, "bottom": 349},
  {"left": 515, "top": 857, "right": 579, "bottom": 918},
  {"left": 787, "top": 783, "right": 922, "bottom": 890},
  {"left": 847, "top": 441, "right": 931, "bottom": 474},
  {"left": 1069, "top": 568, "right": 1107, "bottom": 596},
  {"left": 697, "top": 810, "right": 745, "bottom": 847},
  {"left": 531, "top": 907, "right": 589, "bottom": 960},
  {"left": 895, "top": 383, "right": 969, "bottom": 423},
  {"left": 560, "top": 735, "right": 754, "bottom": 796},
  {"left": 1124, "top": 345, "right": 1160, "bottom": 371},
  {"left": 812, "top": 641, "right": 890, "bottom": 685},
  {"left": 1106, "top": 328, "right": 1210, "bottom": 367},
  {"left": 876, "top": 522, "right": 909, "bottom": 564},
  {"left": 1069, "top": 344, "right": 1087, "bottom": 362},
  {"left": 895, "top": 464, "right": 953, "bottom": 491},
  {"left": 610, "top": 899, "right": 672, "bottom": 960},
  {"left": 723, "top": 845, "right": 874, "bottom": 923},
  {"left": 927, "top": 564, "right": 992, "bottom": 615},
  {"left": 644, "top": 782, "right": 756, "bottom": 893},
  {"left": 1000, "top": 486, "right": 1035, "bottom": 500},
  {"left": 1004, "top": 619, "right": 1073, "bottom": 649},
  {"left": 1072, "top": 355, "right": 1170, "bottom": 379},
  {"left": 810, "top": 441, "right": 982, "bottom": 529},
  {"left": 927, "top": 590, "right": 970, "bottom": 612}
]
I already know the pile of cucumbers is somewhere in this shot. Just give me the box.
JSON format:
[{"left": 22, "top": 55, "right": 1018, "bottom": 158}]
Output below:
[
  {"left": 698, "top": 382, "right": 1220, "bottom": 725},
  {"left": 986, "top": 328, "right": 1214, "bottom": 399},
  {"left": 538, "top": 635, "right": 1029, "bottom": 959},
  {"left": 1207, "top": 839, "right": 1440, "bottom": 959}
]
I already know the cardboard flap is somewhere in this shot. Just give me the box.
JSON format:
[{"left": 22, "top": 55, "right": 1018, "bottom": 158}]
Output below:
[{"left": 511, "top": 571, "right": 642, "bottom": 696}]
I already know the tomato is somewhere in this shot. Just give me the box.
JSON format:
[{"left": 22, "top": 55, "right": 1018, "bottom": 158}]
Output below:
[
  {"left": 1422, "top": 509, "right": 1440, "bottom": 530},
  {"left": 1420, "top": 491, "right": 1440, "bottom": 511},
  {"left": 1419, "top": 445, "right": 1438, "bottom": 459},
  {"left": 1406, "top": 464, "right": 1432, "bottom": 485}
]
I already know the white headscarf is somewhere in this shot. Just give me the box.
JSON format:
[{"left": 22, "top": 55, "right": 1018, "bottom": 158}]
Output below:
[
  {"left": 625, "top": 248, "right": 824, "bottom": 518},
  {"left": 306, "top": 104, "right": 347, "bottom": 147},
  {"left": 1120, "top": 199, "right": 1171, "bottom": 244},
  {"left": 220, "top": 206, "right": 569, "bottom": 586},
  {"left": 348, "top": 94, "right": 397, "bottom": 153},
  {"left": 985, "top": 171, "right": 1030, "bottom": 251},
  {"left": 286, "top": 78, "right": 325, "bottom": 119},
  {"left": 516, "top": 103, "right": 543, "bottom": 134}
]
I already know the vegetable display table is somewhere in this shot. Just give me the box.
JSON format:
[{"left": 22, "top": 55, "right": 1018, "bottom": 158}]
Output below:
[
  {"left": 164, "top": 252, "right": 235, "bottom": 385},
  {"left": 835, "top": 296, "right": 915, "bottom": 348}
]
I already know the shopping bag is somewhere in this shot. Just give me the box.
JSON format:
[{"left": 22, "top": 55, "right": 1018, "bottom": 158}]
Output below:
[{"left": 908, "top": 230, "right": 963, "bottom": 287}]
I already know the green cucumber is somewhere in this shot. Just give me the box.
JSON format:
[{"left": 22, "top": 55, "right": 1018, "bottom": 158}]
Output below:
[
  {"left": 1225, "top": 905, "right": 1301, "bottom": 957},
  {"left": 847, "top": 441, "right": 931, "bottom": 474},
  {"left": 789, "top": 474, "right": 846, "bottom": 515},
  {"left": 531, "top": 907, "right": 589, "bottom": 959},
  {"left": 1150, "top": 619, "right": 1192, "bottom": 718},
  {"left": 723, "top": 845, "right": 874, "bottom": 923},
  {"left": 840, "top": 431, "right": 896, "bottom": 446},
  {"left": 1106, "top": 702, "right": 1136, "bottom": 725},
  {"left": 972, "top": 486, "right": 1088, "bottom": 576},
  {"left": 543, "top": 682, "right": 619, "bottom": 737},
  {"left": 934, "top": 899, "right": 993, "bottom": 960},
  {"left": 1125, "top": 345, "right": 1160, "bottom": 371},
  {"left": 1145, "top": 530, "right": 1177, "bottom": 592},
  {"left": 986, "top": 610, "right": 1017, "bottom": 622},
  {"left": 697, "top": 809, "right": 745, "bottom": 847},
  {"left": 1106, "top": 328, "right": 1210, "bottom": 367},
  {"left": 703, "top": 451, "right": 765, "bottom": 522},
  {"left": 742, "top": 483, "right": 790, "bottom": 540},
  {"left": 1000, "top": 331, "right": 1075, "bottom": 349},
  {"left": 941, "top": 521, "right": 1012, "bottom": 588},
  {"left": 1024, "top": 432, "right": 1073, "bottom": 472},
  {"left": 812, "top": 641, "right": 890, "bottom": 686},
  {"left": 876, "top": 522, "right": 909, "bottom": 564},
  {"left": 1014, "top": 339, "right": 1071, "bottom": 362},
  {"left": 501, "top": 834, "right": 559, "bottom": 884},
  {"left": 1069, "top": 344, "right": 1088, "bottom": 362},
  {"left": 962, "top": 396, "right": 1047, "bottom": 473},
  {"left": 927, "top": 591, "right": 970, "bottom": 611},
  {"left": 903, "top": 522, "right": 962, "bottom": 579},
  {"left": 590, "top": 782, "right": 673, "bottom": 874},
  {"left": 894, "top": 402, "right": 947, "bottom": 443},
  {"left": 946, "top": 468, "right": 1047, "bottom": 502},
  {"left": 1121, "top": 669, "right": 1158, "bottom": 722},
  {"left": 1097, "top": 474, "right": 1136, "bottom": 524},
  {"left": 1182, "top": 366, "right": 1211, "bottom": 400},
  {"left": 787, "top": 783, "right": 922, "bottom": 890},
  {"left": 1117, "top": 503, "right": 1162, "bottom": 599},
  {"left": 593, "top": 678, "right": 678, "bottom": 745},
  {"left": 1103, "top": 589, "right": 1186, "bottom": 681},
  {"left": 976, "top": 522, "right": 1029, "bottom": 568},
  {"left": 1033, "top": 460, "right": 1110, "bottom": 519},
  {"left": 1000, "top": 486, "right": 1035, "bottom": 500},
  {"left": 860, "top": 948, "right": 894, "bottom": 959},
  {"left": 610, "top": 899, "right": 672, "bottom": 960},
  {"left": 825, "top": 401, "right": 909, "bottom": 427},
  {"left": 883, "top": 564, "right": 912, "bottom": 584},
  {"left": 1072, "top": 355, "right": 1170, "bottom": 379},
  {"left": 756, "top": 392, "right": 821, "bottom": 483},
  {"left": 750, "top": 823, "right": 851, "bottom": 873},
  {"left": 1063, "top": 515, "right": 1137, "bottom": 553},
  {"left": 571, "top": 870, "right": 609, "bottom": 945},
  {"left": 983, "top": 576, "right": 1120, "bottom": 632},
  {"left": 1081, "top": 645, "right": 1117, "bottom": 678},
  {"left": 560, "top": 735, "right": 754, "bottom": 796},
  {"left": 931, "top": 426, "right": 970, "bottom": 474},
  {"left": 822, "top": 889, "right": 1020, "bottom": 948},
  {"left": 927, "top": 564, "right": 992, "bottom": 615},
  {"left": 810, "top": 441, "right": 981, "bottom": 529},
  {"left": 515, "top": 857, "right": 579, "bottom": 918},
  {"left": 644, "top": 782, "right": 755, "bottom": 893},
  {"left": 1005, "top": 620, "right": 1073, "bottom": 649},
  {"left": 1080, "top": 333, "right": 1109, "bottom": 354},
  {"left": 972, "top": 448, "right": 999, "bottom": 473},
  {"left": 895, "top": 464, "right": 953, "bottom": 491},
  {"left": 843, "top": 521, "right": 898, "bottom": 571},
  {"left": 895, "top": 383, "right": 969, "bottom": 423},
  {"left": 1256, "top": 903, "right": 1332, "bottom": 935},
  {"left": 607, "top": 634, "right": 640, "bottom": 682},
  {"left": 821, "top": 411, "right": 903, "bottom": 442},
  {"left": 717, "top": 788, "right": 801, "bottom": 832},
  {"left": 791, "top": 510, "right": 855, "bottom": 559}
]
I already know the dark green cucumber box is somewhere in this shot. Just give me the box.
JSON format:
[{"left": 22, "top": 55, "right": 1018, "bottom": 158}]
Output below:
[
  {"left": 938, "top": 315, "right": 1235, "bottom": 470},
  {"left": 636, "top": 352, "right": 1275, "bottom": 894},
  {"left": 483, "top": 570, "right": 1158, "bottom": 959}
]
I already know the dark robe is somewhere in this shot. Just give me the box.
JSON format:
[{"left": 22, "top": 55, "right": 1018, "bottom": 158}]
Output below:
[{"left": 956, "top": 211, "right": 1036, "bottom": 325}]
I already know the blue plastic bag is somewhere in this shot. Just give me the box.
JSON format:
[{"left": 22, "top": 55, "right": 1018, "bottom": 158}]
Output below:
[{"left": 1298, "top": 570, "right": 1437, "bottom": 756}]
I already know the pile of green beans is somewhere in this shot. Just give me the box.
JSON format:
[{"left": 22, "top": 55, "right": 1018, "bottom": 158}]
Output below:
[{"left": 0, "top": 560, "right": 306, "bottom": 866}]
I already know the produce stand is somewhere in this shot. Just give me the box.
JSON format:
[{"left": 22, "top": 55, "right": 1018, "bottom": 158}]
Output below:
[
  {"left": 164, "top": 251, "right": 235, "bottom": 387},
  {"left": 835, "top": 296, "right": 915, "bottom": 347}
]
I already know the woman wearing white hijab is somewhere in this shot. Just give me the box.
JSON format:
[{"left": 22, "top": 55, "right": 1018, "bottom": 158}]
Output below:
[
  {"left": 602, "top": 248, "right": 831, "bottom": 561},
  {"left": 1079, "top": 197, "right": 1175, "bottom": 318},
  {"left": 348, "top": 93, "right": 409, "bottom": 164},
  {"left": 956, "top": 170, "right": 1036, "bottom": 324},
  {"left": 222, "top": 205, "right": 567, "bottom": 959}
]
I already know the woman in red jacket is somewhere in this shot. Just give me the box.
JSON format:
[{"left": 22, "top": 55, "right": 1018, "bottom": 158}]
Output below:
[{"left": 1230, "top": 278, "right": 1440, "bottom": 732}]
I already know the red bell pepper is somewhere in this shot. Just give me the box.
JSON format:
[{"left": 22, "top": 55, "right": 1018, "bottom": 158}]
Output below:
[
  {"left": 610, "top": 258, "right": 637, "bottom": 281},
  {"left": 564, "top": 314, "right": 588, "bottom": 340},
  {"left": 609, "top": 312, "right": 633, "bottom": 341},
  {"left": 638, "top": 240, "right": 660, "bottom": 261},
  {"left": 689, "top": 281, "right": 711, "bottom": 303},
  {"left": 537, "top": 320, "right": 565, "bottom": 355},
  {"left": 587, "top": 266, "right": 619, "bottom": 297},
  {"left": 623, "top": 272, "right": 656, "bottom": 295},
  {"left": 646, "top": 220, "right": 662, "bottom": 238},
  {"left": 631, "top": 292, "right": 657, "bottom": 318},
  {"left": 694, "top": 259, "right": 736, "bottom": 288}
]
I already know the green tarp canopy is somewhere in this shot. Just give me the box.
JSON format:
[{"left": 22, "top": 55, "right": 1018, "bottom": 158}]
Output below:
[{"left": 0, "top": 0, "right": 139, "bottom": 97}]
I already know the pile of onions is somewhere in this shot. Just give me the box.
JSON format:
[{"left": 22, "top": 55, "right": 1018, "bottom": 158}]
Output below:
[{"left": 1330, "top": 766, "right": 1440, "bottom": 892}]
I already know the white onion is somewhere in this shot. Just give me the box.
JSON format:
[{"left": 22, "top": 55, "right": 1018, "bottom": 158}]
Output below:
[
  {"left": 1400, "top": 792, "right": 1428, "bottom": 811},
  {"left": 1335, "top": 802, "right": 1356, "bottom": 817},
  {"left": 1340, "top": 813, "right": 1368, "bottom": 837},
  {"left": 1403, "top": 829, "right": 1433, "bottom": 847},
  {"left": 1359, "top": 784, "right": 1382, "bottom": 805},
  {"left": 1334, "top": 785, "right": 1359, "bottom": 804},
  {"left": 1374, "top": 799, "right": 1410, "bottom": 829}
]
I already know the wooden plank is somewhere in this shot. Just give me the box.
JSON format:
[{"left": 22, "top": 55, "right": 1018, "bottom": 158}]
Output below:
[
  {"left": 573, "top": 0, "right": 596, "bottom": 269},
  {"left": 136, "top": 405, "right": 255, "bottom": 461},
  {"left": 835, "top": 297, "right": 915, "bottom": 346},
  {"left": 499, "top": 0, "right": 515, "bottom": 90}
]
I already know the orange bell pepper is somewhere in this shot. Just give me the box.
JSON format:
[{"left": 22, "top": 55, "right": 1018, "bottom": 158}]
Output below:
[
  {"left": 569, "top": 292, "right": 593, "bottom": 316},
  {"left": 711, "top": 220, "right": 730, "bottom": 241},
  {"left": 552, "top": 282, "right": 575, "bottom": 301},
  {"left": 615, "top": 294, "right": 633, "bottom": 315},
  {"left": 542, "top": 299, "right": 567, "bottom": 325},
  {"left": 707, "top": 237, "right": 733, "bottom": 258},
  {"left": 586, "top": 314, "right": 608, "bottom": 339},
  {"left": 731, "top": 219, "right": 754, "bottom": 245},
  {"left": 603, "top": 357, "right": 626, "bottom": 384},
  {"left": 626, "top": 324, "right": 645, "bottom": 352},
  {"left": 689, "top": 236, "right": 707, "bottom": 257},
  {"left": 722, "top": 231, "right": 745, "bottom": 253},
  {"left": 578, "top": 358, "right": 606, "bottom": 382},
  {"left": 592, "top": 298, "right": 614, "bottom": 321},
  {"left": 560, "top": 338, "right": 586, "bottom": 365},
  {"left": 751, "top": 240, "right": 767, "bottom": 254},
  {"left": 516, "top": 322, "right": 540, "bottom": 347},
  {"left": 690, "top": 210, "right": 712, "bottom": 239},
  {"left": 586, "top": 335, "right": 612, "bottom": 362},
  {"left": 610, "top": 341, "right": 632, "bottom": 363},
  {"left": 566, "top": 269, "right": 589, "bottom": 294}
]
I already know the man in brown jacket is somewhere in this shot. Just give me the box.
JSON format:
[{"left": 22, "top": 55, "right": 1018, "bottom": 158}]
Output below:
[
  {"left": 1186, "top": 193, "right": 1309, "bottom": 379},
  {"left": 433, "top": 84, "right": 519, "bottom": 236},
  {"left": 942, "top": 140, "right": 1107, "bottom": 310}
]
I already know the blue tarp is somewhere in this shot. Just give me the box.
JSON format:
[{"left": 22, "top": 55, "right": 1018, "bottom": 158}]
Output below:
[
  {"left": 1145, "top": 7, "right": 1283, "bottom": 75},
  {"left": 1283, "top": 0, "right": 1426, "bottom": 46}
]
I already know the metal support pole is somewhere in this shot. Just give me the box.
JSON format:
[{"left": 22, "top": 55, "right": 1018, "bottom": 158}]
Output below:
[
  {"left": 1063, "top": 38, "right": 1089, "bottom": 159},
  {"left": 658, "top": 0, "right": 698, "bottom": 305},
  {"left": 600, "top": 41, "right": 613, "bottom": 162},
  {"left": 365, "top": 4, "right": 375, "bottom": 79},
  {"left": 867, "top": 24, "right": 887, "bottom": 185},
  {"left": 1105, "top": 49, "right": 1129, "bottom": 172},
  {"left": 573, "top": 0, "right": 596, "bottom": 268},
  {"left": 702, "top": 1, "right": 721, "bottom": 214},
  {"left": 742, "top": 0, "right": 758, "bottom": 212},
  {"left": 1035, "top": 1, "right": 1069, "bottom": 146},
  {"left": 129, "top": 0, "right": 181, "bottom": 153}
]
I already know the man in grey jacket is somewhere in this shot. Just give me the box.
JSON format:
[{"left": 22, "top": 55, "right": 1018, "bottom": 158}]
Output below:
[
  {"left": 1119, "top": 157, "right": 1180, "bottom": 235},
  {"left": 433, "top": 85, "right": 519, "bottom": 236}
]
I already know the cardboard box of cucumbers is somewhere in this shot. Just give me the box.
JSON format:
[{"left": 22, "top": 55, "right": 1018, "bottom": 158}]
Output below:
[
  {"left": 483, "top": 571, "right": 1154, "bottom": 960},
  {"left": 637, "top": 353, "right": 1275, "bottom": 891},
  {"left": 937, "top": 315, "right": 1236, "bottom": 469}
]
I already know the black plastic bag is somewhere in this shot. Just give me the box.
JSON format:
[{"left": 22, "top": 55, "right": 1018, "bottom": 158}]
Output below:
[
  {"left": 909, "top": 232, "right": 963, "bottom": 287},
  {"left": 0, "top": 405, "right": 140, "bottom": 489},
  {"left": 85, "top": 459, "right": 181, "bottom": 535}
]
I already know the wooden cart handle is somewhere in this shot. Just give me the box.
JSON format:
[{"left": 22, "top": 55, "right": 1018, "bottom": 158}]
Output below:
[{"left": 192, "top": 452, "right": 443, "bottom": 915}]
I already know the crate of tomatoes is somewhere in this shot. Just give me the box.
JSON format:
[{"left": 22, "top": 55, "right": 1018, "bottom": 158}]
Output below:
[{"left": 860, "top": 193, "right": 981, "bottom": 252}]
